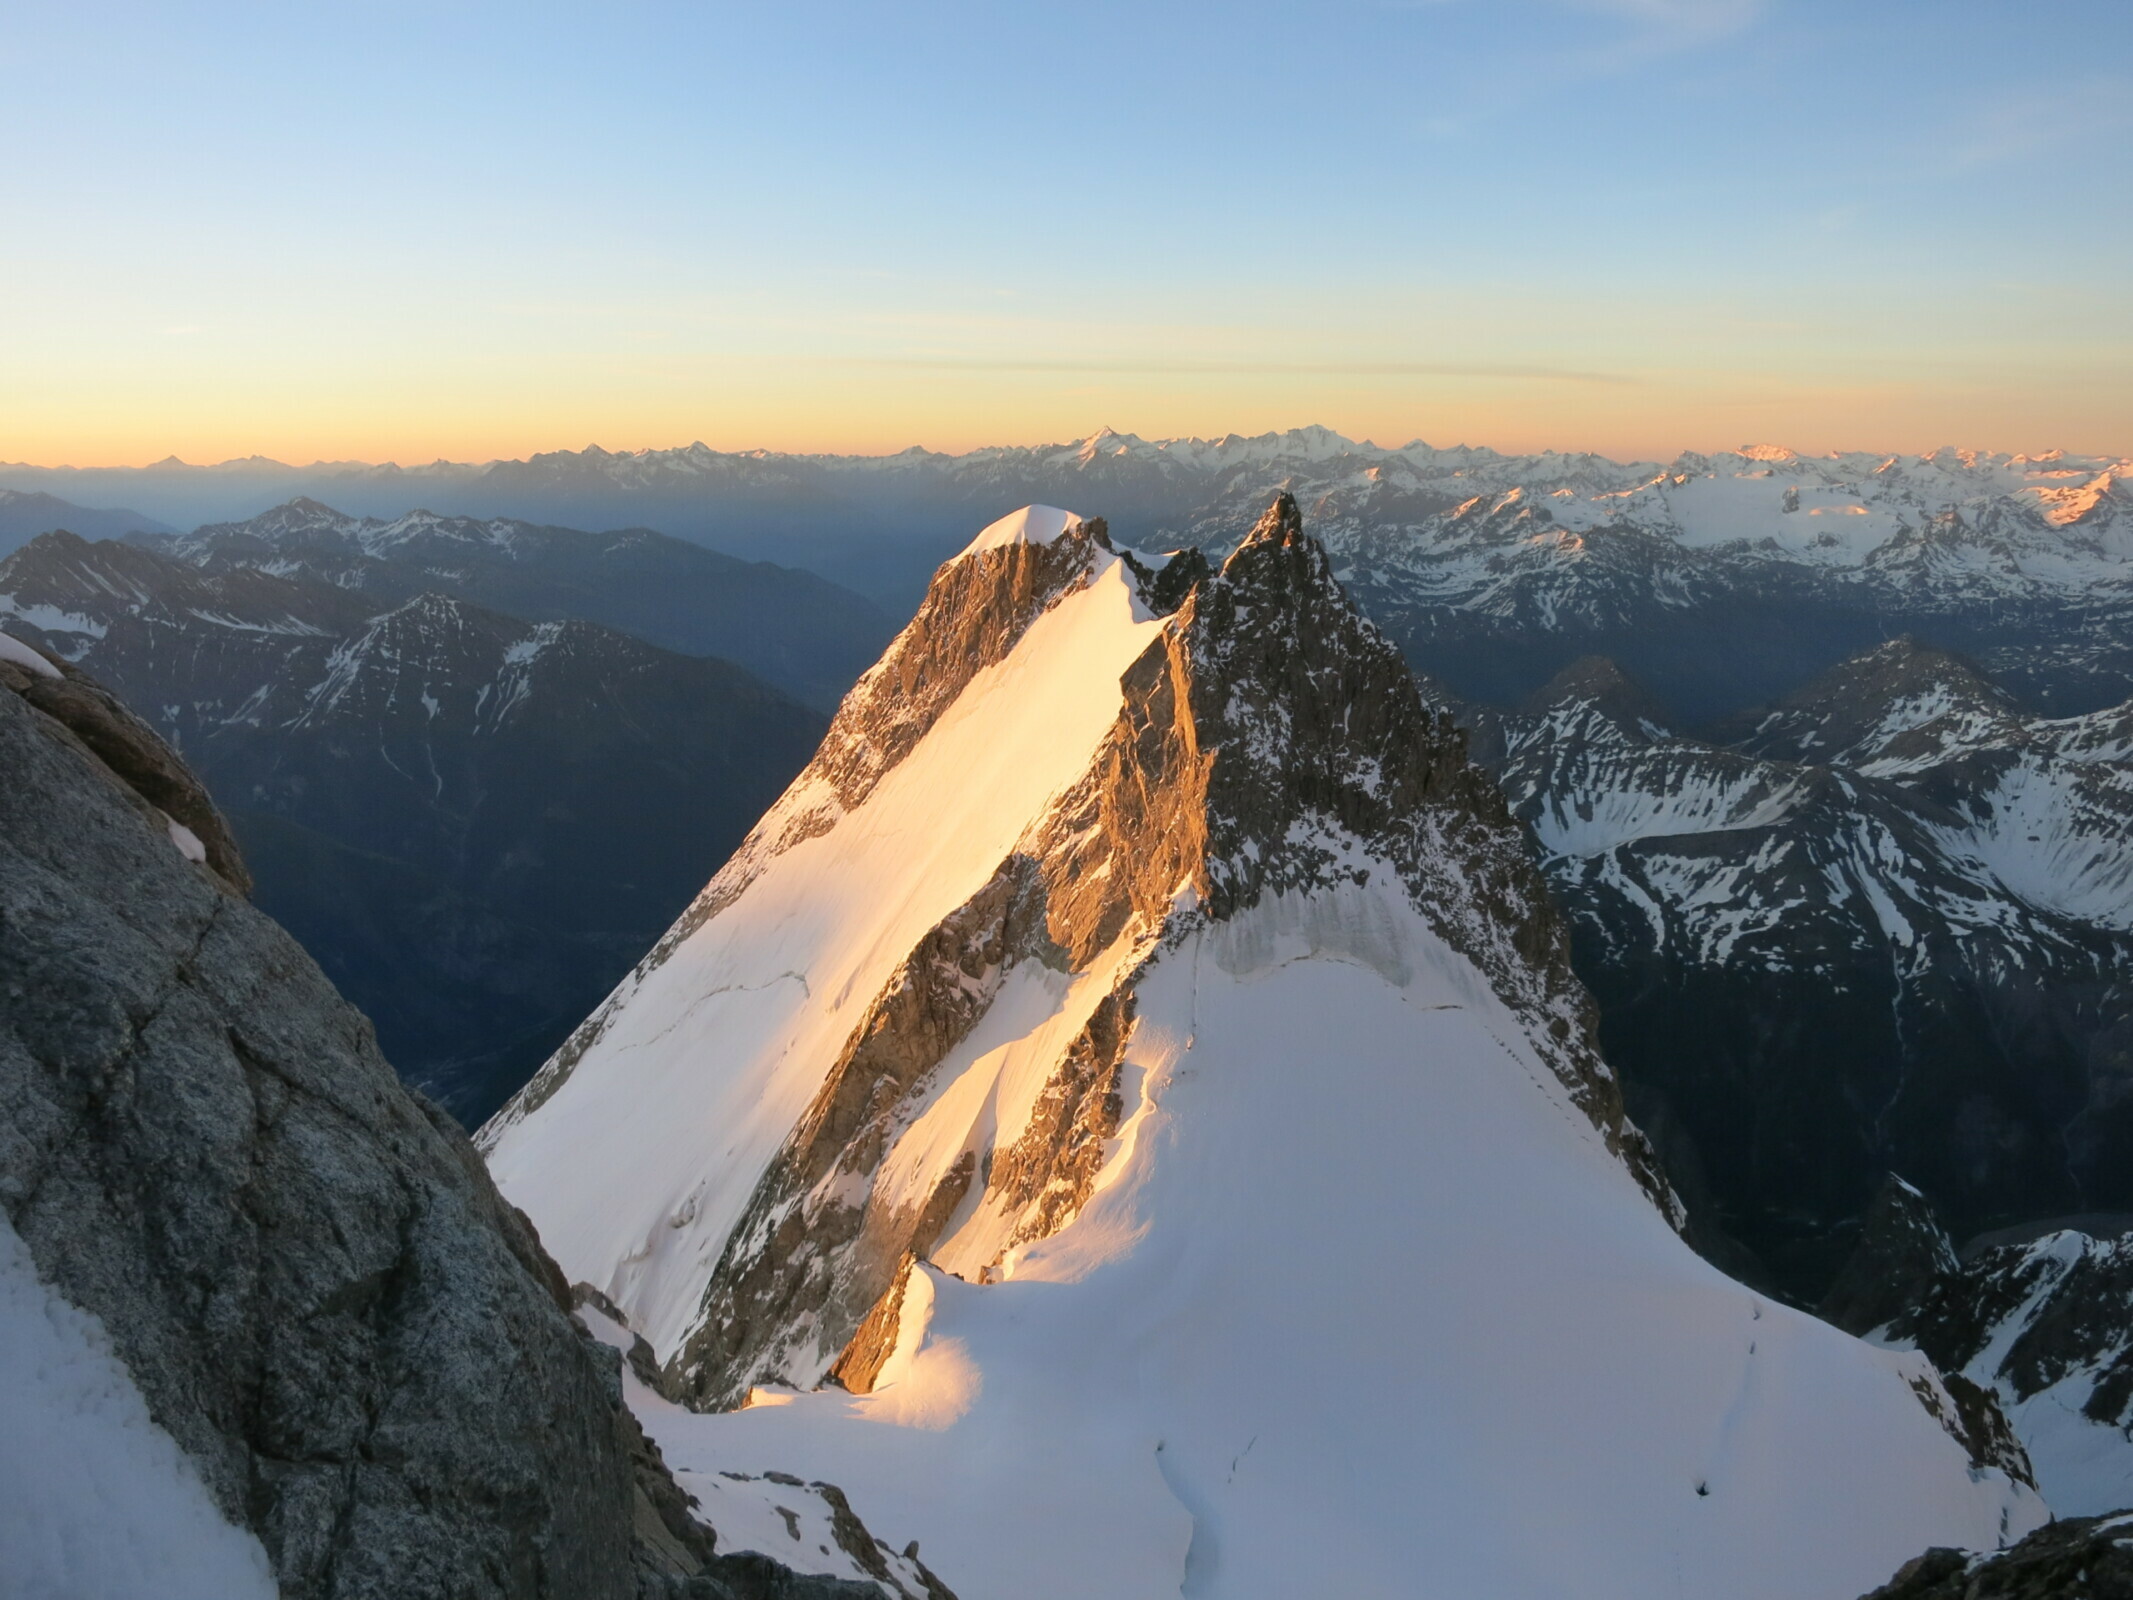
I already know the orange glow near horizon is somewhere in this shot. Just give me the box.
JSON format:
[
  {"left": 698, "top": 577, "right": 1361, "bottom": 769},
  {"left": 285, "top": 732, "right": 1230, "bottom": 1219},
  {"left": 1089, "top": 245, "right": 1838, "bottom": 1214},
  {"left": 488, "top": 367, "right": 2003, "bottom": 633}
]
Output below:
[
  {"left": 7, "top": 281, "right": 2126, "bottom": 471},
  {"left": 9, "top": 374, "right": 2130, "bottom": 473}
]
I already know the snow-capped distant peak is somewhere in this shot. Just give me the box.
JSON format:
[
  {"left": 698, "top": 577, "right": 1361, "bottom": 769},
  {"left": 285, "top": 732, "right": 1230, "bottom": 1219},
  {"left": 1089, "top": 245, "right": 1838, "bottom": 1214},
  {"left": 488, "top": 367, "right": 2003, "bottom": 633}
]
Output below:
[{"left": 959, "top": 504, "right": 1085, "bottom": 557}]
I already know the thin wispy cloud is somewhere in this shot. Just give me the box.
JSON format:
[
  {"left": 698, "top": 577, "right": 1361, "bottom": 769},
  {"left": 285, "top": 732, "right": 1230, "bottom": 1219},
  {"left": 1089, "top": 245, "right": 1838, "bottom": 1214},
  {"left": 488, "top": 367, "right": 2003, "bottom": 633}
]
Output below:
[
  {"left": 1557, "top": 0, "right": 1764, "bottom": 73},
  {"left": 1404, "top": 0, "right": 1768, "bottom": 139},
  {"left": 833, "top": 357, "right": 1634, "bottom": 386},
  {"left": 1949, "top": 78, "right": 2133, "bottom": 170},
  {"left": 1567, "top": 0, "right": 1761, "bottom": 32}
]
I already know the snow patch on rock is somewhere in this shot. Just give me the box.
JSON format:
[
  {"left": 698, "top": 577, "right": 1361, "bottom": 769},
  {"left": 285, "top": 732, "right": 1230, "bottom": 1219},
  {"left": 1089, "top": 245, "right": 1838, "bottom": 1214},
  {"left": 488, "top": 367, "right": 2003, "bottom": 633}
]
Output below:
[
  {"left": 0, "top": 628, "right": 60, "bottom": 679},
  {"left": 0, "top": 1208, "right": 276, "bottom": 1600}
]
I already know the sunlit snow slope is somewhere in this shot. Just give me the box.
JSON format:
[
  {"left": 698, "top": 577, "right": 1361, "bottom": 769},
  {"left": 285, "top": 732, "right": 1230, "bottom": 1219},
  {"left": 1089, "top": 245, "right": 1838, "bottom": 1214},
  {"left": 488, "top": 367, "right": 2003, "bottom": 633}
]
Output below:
[
  {"left": 486, "top": 499, "right": 2044, "bottom": 1600},
  {"left": 646, "top": 899, "right": 2034, "bottom": 1600},
  {"left": 485, "top": 508, "right": 1165, "bottom": 1355}
]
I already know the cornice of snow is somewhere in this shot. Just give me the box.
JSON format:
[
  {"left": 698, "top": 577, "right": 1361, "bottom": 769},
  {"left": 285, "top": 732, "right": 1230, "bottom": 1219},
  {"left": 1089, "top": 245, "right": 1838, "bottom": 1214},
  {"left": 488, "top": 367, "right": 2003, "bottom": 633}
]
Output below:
[{"left": 956, "top": 504, "right": 1084, "bottom": 558}]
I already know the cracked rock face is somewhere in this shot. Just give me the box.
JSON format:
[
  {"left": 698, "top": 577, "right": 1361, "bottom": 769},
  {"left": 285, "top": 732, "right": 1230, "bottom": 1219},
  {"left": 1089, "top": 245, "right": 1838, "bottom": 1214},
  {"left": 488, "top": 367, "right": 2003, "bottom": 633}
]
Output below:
[
  {"left": 0, "top": 669, "right": 644, "bottom": 1596},
  {"left": 0, "top": 666, "right": 886, "bottom": 1600}
]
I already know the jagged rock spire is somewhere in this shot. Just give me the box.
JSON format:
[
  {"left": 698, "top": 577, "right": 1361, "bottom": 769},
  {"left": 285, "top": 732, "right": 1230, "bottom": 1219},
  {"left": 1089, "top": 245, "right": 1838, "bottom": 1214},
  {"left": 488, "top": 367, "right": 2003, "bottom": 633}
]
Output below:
[{"left": 1241, "top": 489, "right": 1305, "bottom": 548}]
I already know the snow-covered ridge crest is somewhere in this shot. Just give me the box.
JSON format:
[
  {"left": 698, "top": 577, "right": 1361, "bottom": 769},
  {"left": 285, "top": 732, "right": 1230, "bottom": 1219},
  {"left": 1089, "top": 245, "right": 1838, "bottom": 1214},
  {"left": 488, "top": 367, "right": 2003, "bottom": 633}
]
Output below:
[
  {"left": 485, "top": 492, "right": 1672, "bottom": 1398},
  {"left": 482, "top": 499, "right": 2045, "bottom": 1599},
  {"left": 482, "top": 507, "right": 1160, "bottom": 1363},
  {"left": 496, "top": 506, "right": 1133, "bottom": 1118},
  {"left": 958, "top": 503, "right": 1083, "bottom": 556}
]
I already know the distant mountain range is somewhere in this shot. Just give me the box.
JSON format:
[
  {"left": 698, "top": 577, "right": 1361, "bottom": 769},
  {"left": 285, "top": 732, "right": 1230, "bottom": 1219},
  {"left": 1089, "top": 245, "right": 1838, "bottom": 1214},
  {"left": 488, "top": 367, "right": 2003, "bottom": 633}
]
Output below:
[
  {"left": 9, "top": 439, "right": 2131, "bottom": 1316},
  {"left": 1450, "top": 640, "right": 2133, "bottom": 1302},
  {"left": 148, "top": 497, "right": 891, "bottom": 711},
  {"left": 10, "top": 430, "right": 2127, "bottom": 720},
  {"left": 0, "top": 487, "right": 171, "bottom": 554},
  {"left": 0, "top": 524, "right": 828, "bottom": 1121}
]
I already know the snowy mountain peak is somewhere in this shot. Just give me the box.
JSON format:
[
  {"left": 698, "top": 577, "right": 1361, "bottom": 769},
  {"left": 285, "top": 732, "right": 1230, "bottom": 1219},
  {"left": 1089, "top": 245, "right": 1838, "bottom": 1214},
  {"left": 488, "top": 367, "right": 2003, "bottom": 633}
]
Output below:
[
  {"left": 1724, "top": 636, "right": 2016, "bottom": 767},
  {"left": 482, "top": 494, "right": 2041, "bottom": 1600},
  {"left": 1522, "top": 654, "right": 1677, "bottom": 737},
  {"left": 241, "top": 496, "right": 361, "bottom": 535},
  {"left": 487, "top": 493, "right": 1673, "bottom": 1393},
  {"left": 958, "top": 504, "right": 1086, "bottom": 557}
]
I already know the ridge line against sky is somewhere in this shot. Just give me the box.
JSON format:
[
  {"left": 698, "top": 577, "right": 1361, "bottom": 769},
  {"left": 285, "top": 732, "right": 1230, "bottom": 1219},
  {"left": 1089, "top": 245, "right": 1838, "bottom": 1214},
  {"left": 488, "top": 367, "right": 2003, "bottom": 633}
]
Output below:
[
  {"left": 6, "top": 0, "right": 2128, "bottom": 464},
  {"left": 4, "top": 426, "right": 2125, "bottom": 478}
]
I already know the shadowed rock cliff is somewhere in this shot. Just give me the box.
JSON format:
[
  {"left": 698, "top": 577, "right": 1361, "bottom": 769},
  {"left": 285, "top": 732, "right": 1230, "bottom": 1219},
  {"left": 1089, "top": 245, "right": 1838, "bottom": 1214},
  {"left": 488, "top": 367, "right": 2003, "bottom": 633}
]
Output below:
[{"left": 0, "top": 657, "right": 906, "bottom": 1599}]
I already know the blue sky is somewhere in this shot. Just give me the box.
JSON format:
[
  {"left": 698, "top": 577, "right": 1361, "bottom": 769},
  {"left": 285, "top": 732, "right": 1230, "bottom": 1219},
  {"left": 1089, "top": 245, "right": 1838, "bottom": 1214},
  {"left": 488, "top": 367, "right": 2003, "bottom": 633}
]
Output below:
[{"left": 5, "top": 0, "right": 2127, "bottom": 462}]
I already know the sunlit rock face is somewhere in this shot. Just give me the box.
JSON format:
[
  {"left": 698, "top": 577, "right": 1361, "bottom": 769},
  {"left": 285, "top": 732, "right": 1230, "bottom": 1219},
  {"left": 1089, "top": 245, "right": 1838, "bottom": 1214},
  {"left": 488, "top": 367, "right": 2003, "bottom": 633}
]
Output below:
[{"left": 486, "top": 498, "right": 2043, "bottom": 1600}]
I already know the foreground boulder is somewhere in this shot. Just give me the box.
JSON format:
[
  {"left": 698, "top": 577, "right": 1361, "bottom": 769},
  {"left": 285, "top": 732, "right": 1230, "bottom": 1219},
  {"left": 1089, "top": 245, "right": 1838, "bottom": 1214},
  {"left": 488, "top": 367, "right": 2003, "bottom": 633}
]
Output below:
[{"left": 0, "top": 644, "right": 894, "bottom": 1599}]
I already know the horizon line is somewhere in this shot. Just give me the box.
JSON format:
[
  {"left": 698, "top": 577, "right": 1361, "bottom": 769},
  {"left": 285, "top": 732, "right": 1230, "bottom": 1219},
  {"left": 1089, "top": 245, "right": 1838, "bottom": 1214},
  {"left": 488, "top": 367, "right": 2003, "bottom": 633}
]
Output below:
[{"left": 1, "top": 429, "right": 2120, "bottom": 478}]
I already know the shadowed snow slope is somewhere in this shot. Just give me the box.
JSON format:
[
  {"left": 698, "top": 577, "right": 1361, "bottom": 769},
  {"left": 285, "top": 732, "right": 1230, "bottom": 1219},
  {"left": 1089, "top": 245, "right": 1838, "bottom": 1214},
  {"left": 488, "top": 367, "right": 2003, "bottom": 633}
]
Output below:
[
  {"left": 0, "top": 1210, "right": 274, "bottom": 1600},
  {"left": 485, "top": 499, "right": 2043, "bottom": 1600}
]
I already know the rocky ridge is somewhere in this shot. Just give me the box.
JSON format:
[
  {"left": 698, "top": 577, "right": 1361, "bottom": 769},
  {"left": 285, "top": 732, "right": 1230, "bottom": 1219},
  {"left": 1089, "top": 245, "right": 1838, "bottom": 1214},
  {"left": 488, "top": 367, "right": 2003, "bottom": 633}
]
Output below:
[
  {"left": 0, "top": 486, "right": 171, "bottom": 555},
  {"left": 1860, "top": 1512, "right": 2133, "bottom": 1599},
  {"left": 0, "top": 646, "right": 928, "bottom": 1600},
  {"left": 495, "top": 496, "right": 1685, "bottom": 1408},
  {"left": 1821, "top": 1179, "right": 2133, "bottom": 1518}
]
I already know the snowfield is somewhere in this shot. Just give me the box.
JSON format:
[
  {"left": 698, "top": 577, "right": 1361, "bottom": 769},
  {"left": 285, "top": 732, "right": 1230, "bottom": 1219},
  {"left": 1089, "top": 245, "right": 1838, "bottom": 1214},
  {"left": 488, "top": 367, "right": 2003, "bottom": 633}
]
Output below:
[
  {"left": 624, "top": 886, "right": 2042, "bottom": 1600},
  {"left": 486, "top": 508, "right": 2050, "bottom": 1600},
  {"left": 0, "top": 1210, "right": 275, "bottom": 1600}
]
